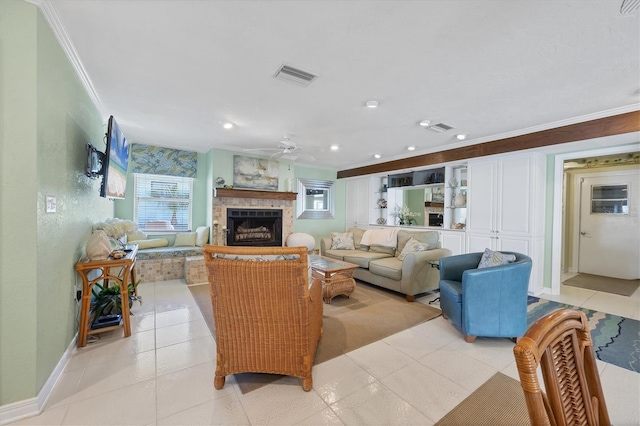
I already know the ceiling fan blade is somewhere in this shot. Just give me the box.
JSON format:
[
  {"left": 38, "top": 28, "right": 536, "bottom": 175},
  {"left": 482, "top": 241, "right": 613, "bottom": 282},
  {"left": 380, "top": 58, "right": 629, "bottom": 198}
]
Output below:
[
  {"left": 242, "top": 147, "right": 281, "bottom": 153},
  {"left": 284, "top": 152, "right": 315, "bottom": 162}
]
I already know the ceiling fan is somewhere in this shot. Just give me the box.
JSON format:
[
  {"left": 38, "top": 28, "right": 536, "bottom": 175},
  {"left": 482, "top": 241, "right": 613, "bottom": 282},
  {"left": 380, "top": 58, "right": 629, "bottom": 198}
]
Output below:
[{"left": 242, "top": 135, "right": 316, "bottom": 162}]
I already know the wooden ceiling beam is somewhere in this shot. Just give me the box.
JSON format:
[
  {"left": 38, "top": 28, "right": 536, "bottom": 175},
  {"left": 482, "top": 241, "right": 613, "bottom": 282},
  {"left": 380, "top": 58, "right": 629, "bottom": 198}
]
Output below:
[{"left": 337, "top": 111, "right": 640, "bottom": 179}]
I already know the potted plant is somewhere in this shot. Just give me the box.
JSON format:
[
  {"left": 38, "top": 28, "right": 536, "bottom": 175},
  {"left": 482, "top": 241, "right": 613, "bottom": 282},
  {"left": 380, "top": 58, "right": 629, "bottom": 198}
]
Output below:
[{"left": 90, "top": 280, "right": 142, "bottom": 328}]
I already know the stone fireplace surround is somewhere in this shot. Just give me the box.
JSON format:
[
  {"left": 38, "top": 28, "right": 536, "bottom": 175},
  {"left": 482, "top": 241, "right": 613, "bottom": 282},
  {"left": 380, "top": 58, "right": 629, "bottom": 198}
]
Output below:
[{"left": 212, "top": 188, "right": 296, "bottom": 246}]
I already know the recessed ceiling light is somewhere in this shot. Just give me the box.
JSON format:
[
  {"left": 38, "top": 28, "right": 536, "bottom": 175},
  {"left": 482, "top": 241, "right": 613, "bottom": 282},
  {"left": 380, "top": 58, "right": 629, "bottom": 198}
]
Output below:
[
  {"left": 330, "top": 145, "right": 339, "bottom": 151},
  {"left": 373, "top": 154, "right": 381, "bottom": 159},
  {"left": 418, "top": 120, "right": 431, "bottom": 127},
  {"left": 407, "top": 146, "right": 416, "bottom": 151},
  {"left": 222, "top": 122, "right": 234, "bottom": 129},
  {"left": 365, "top": 100, "right": 380, "bottom": 108},
  {"left": 455, "top": 134, "right": 467, "bottom": 140}
]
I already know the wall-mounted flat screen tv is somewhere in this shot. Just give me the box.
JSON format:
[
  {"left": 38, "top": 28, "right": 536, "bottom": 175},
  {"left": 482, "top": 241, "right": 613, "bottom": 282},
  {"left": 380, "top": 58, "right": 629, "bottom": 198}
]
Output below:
[{"left": 100, "top": 116, "right": 129, "bottom": 199}]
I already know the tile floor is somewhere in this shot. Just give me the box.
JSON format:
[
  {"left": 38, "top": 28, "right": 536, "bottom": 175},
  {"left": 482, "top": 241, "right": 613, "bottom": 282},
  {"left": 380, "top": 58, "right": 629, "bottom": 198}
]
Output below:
[{"left": 8, "top": 275, "right": 640, "bottom": 425}]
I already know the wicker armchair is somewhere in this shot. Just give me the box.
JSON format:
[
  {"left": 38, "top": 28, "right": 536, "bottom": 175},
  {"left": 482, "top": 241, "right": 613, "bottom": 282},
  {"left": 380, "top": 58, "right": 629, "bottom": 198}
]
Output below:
[
  {"left": 203, "top": 245, "right": 323, "bottom": 391},
  {"left": 513, "top": 308, "right": 610, "bottom": 426}
]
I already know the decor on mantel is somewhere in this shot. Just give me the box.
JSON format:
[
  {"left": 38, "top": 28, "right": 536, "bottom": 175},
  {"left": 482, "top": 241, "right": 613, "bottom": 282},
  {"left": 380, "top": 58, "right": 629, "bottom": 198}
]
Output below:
[{"left": 233, "top": 155, "right": 278, "bottom": 190}]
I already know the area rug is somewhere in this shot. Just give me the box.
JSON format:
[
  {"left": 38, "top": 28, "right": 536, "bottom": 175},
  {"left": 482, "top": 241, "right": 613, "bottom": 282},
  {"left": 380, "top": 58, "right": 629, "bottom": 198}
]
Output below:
[
  {"left": 563, "top": 273, "right": 640, "bottom": 297},
  {"left": 189, "top": 281, "right": 442, "bottom": 393},
  {"left": 435, "top": 372, "right": 529, "bottom": 426},
  {"left": 527, "top": 296, "right": 640, "bottom": 373}
]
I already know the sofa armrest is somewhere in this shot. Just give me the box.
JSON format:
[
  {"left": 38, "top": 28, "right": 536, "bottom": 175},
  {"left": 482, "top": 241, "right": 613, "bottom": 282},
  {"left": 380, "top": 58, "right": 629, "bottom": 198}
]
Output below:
[
  {"left": 319, "top": 237, "right": 332, "bottom": 255},
  {"left": 400, "top": 248, "right": 452, "bottom": 294},
  {"left": 439, "top": 252, "right": 483, "bottom": 282}
]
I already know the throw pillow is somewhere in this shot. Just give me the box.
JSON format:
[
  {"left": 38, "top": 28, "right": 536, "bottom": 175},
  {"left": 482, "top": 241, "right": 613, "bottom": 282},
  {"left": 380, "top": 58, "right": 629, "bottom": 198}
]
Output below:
[
  {"left": 135, "top": 238, "right": 169, "bottom": 249},
  {"left": 126, "top": 230, "right": 147, "bottom": 242},
  {"left": 398, "top": 237, "right": 431, "bottom": 260},
  {"left": 477, "top": 248, "right": 516, "bottom": 268},
  {"left": 330, "top": 232, "right": 355, "bottom": 250},
  {"left": 174, "top": 232, "right": 197, "bottom": 247},
  {"left": 195, "top": 226, "right": 210, "bottom": 246}
]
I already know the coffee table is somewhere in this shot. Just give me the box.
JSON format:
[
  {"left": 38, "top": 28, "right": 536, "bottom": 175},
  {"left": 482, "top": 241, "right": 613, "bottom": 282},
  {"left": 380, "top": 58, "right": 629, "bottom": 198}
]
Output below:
[{"left": 309, "top": 255, "right": 359, "bottom": 304}]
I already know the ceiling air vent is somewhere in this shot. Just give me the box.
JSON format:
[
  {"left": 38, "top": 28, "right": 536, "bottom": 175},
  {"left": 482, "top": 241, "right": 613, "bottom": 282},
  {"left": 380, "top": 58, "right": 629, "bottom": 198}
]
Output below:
[
  {"left": 274, "top": 64, "right": 318, "bottom": 87},
  {"left": 621, "top": 0, "right": 640, "bottom": 14},
  {"left": 427, "top": 123, "right": 454, "bottom": 133}
]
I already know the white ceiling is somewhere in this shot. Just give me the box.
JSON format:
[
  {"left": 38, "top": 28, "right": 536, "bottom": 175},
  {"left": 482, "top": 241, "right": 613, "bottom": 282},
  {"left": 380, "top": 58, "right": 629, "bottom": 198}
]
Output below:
[{"left": 42, "top": 0, "right": 639, "bottom": 171}]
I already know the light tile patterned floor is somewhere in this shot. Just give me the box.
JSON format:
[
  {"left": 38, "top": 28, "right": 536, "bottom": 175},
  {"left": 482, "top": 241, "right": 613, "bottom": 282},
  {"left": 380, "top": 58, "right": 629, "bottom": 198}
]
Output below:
[{"left": 8, "top": 277, "right": 639, "bottom": 426}]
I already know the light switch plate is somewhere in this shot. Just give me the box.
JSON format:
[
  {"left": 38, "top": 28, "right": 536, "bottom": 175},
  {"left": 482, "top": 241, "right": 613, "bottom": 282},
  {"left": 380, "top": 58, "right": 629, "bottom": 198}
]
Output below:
[{"left": 46, "top": 195, "right": 57, "bottom": 213}]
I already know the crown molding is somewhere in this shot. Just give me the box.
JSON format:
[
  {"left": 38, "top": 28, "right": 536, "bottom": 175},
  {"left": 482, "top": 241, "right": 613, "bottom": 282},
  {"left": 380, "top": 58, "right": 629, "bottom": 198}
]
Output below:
[{"left": 33, "top": 0, "right": 105, "bottom": 116}]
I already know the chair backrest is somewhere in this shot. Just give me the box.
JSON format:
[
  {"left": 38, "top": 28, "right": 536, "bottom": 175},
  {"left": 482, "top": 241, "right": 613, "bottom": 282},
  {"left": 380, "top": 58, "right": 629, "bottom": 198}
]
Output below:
[
  {"left": 513, "top": 308, "right": 610, "bottom": 426},
  {"left": 202, "top": 245, "right": 313, "bottom": 362}
]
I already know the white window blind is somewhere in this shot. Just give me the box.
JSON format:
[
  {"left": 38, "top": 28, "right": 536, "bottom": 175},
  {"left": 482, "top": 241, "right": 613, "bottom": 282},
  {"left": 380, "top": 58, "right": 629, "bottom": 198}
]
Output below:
[{"left": 134, "top": 173, "right": 193, "bottom": 232}]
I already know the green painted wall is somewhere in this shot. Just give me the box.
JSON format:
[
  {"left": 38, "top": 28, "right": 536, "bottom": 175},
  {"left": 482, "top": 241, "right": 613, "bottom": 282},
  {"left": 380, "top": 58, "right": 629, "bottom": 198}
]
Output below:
[
  {"left": 293, "top": 165, "right": 344, "bottom": 247},
  {"left": 0, "top": 0, "right": 112, "bottom": 405}
]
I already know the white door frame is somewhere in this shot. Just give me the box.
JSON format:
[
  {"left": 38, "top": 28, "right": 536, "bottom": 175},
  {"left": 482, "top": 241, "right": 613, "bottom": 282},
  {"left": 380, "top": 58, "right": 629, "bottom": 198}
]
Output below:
[{"left": 551, "top": 143, "right": 640, "bottom": 295}]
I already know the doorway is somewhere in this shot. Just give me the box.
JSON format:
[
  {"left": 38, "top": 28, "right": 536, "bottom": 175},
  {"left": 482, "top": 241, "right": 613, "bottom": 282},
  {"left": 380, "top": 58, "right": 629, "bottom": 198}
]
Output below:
[
  {"left": 551, "top": 144, "right": 640, "bottom": 295},
  {"left": 574, "top": 170, "right": 640, "bottom": 279}
]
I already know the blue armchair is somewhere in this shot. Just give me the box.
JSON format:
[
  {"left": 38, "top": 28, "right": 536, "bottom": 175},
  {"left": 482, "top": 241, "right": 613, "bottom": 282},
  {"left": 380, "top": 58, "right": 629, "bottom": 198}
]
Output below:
[{"left": 439, "top": 251, "right": 532, "bottom": 343}]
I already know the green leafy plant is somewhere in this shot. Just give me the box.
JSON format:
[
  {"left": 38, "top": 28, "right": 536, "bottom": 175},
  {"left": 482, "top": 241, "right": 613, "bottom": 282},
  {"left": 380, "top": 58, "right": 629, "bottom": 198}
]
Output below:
[{"left": 90, "top": 280, "right": 142, "bottom": 326}]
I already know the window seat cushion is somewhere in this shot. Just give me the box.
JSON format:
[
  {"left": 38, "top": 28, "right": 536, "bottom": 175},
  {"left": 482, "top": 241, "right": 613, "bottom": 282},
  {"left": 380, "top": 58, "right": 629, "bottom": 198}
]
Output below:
[{"left": 136, "top": 246, "right": 203, "bottom": 260}]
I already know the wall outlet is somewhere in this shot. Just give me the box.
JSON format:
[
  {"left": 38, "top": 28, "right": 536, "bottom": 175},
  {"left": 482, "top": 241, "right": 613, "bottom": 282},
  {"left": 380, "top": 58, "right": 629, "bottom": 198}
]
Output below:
[{"left": 76, "top": 290, "right": 82, "bottom": 301}]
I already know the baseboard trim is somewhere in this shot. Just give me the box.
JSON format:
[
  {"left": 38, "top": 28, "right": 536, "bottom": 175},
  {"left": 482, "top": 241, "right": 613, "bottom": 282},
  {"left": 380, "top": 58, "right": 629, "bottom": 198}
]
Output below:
[{"left": 0, "top": 334, "right": 77, "bottom": 425}]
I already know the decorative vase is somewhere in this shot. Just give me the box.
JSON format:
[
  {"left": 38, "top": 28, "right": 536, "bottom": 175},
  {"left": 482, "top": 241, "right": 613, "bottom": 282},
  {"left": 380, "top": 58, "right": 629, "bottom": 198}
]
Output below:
[
  {"left": 86, "top": 230, "right": 113, "bottom": 260},
  {"left": 454, "top": 192, "right": 467, "bottom": 207}
]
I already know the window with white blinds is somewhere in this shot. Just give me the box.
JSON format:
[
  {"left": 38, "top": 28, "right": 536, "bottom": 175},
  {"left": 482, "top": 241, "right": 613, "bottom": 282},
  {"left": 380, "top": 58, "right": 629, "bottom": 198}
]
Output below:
[{"left": 134, "top": 173, "right": 193, "bottom": 232}]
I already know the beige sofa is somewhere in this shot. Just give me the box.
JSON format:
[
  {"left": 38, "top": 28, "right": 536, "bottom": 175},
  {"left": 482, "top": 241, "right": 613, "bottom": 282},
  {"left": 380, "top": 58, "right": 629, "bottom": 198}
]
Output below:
[{"left": 320, "top": 228, "right": 451, "bottom": 301}]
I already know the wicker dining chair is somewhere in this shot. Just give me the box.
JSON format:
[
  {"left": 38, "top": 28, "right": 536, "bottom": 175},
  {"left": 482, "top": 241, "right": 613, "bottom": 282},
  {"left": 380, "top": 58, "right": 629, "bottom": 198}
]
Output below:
[
  {"left": 203, "top": 245, "right": 323, "bottom": 391},
  {"left": 513, "top": 308, "right": 610, "bottom": 426}
]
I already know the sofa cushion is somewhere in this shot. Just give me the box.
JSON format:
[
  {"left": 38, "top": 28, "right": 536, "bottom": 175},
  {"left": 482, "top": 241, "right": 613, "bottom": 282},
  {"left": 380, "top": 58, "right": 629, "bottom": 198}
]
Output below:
[
  {"left": 323, "top": 249, "right": 350, "bottom": 261},
  {"left": 331, "top": 232, "right": 355, "bottom": 250},
  {"left": 369, "top": 244, "right": 396, "bottom": 255},
  {"left": 477, "top": 248, "right": 516, "bottom": 268},
  {"left": 398, "top": 237, "right": 431, "bottom": 260},
  {"left": 348, "top": 228, "right": 369, "bottom": 250},
  {"left": 396, "top": 230, "right": 439, "bottom": 257},
  {"left": 343, "top": 251, "right": 392, "bottom": 268},
  {"left": 369, "top": 257, "right": 403, "bottom": 281}
]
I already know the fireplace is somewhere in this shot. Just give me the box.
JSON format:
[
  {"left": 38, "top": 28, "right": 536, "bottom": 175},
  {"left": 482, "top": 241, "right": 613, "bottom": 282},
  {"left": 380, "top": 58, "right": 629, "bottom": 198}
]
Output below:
[{"left": 226, "top": 208, "right": 283, "bottom": 247}]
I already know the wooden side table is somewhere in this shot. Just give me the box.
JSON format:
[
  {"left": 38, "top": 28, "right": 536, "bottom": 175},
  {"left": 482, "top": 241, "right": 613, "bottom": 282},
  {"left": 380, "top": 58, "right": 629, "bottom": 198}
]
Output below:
[{"left": 74, "top": 245, "right": 138, "bottom": 348}]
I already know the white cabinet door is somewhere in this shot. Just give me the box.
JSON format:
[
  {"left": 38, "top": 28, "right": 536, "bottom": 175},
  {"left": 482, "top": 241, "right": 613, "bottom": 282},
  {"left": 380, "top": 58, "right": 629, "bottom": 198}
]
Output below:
[
  {"left": 466, "top": 160, "right": 496, "bottom": 233},
  {"left": 466, "top": 232, "right": 496, "bottom": 253},
  {"left": 440, "top": 230, "right": 466, "bottom": 255},
  {"left": 467, "top": 153, "right": 544, "bottom": 237},
  {"left": 346, "top": 178, "right": 370, "bottom": 229},
  {"left": 496, "top": 155, "right": 535, "bottom": 237}
]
